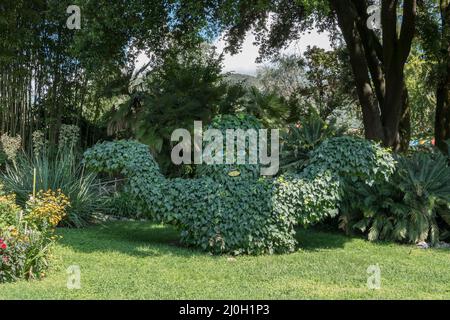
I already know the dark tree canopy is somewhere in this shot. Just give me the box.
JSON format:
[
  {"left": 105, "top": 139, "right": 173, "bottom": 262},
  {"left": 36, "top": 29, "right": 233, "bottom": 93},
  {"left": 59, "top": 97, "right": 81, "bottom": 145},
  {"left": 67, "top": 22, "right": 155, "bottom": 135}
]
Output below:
[{"left": 188, "top": 0, "right": 418, "bottom": 150}]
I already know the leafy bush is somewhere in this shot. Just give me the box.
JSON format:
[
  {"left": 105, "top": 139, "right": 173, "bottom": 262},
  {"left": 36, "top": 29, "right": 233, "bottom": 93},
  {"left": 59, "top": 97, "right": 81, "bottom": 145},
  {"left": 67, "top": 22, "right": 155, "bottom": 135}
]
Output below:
[
  {"left": 304, "top": 136, "right": 396, "bottom": 185},
  {"left": 83, "top": 140, "right": 165, "bottom": 219},
  {"left": 83, "top": 135, "right": 397, "bottom": 254},
  {"left": 340, "top": 152, "right": 450, "bottom": 244},
  {"left": 1, "top": 148, "right": 99, "bottom": 227},
  {"left": 274, "top": 171, "right": 342, "bottom": 226},
  {"left": 164, "top": 177, "right": 297, "bottom": 255},
  {"left": 280, "top": 113, "right": 346, "bottom": 172},
  {"left": 84, "top": 139, "right": 297, "bottom": 255},
  {"left": 339, "top": 182, "right": 401, "bottom": 239},
  {"left": 276, "top": 136, "right": 396, "bottom": 226},
  {"left": 195, "top": 114, "right": 263, "bottom": 182},
  {"left": 241, "top": 86, "right": 290, "bottom": 128},
  {"left": 0, "top": 189, "right": 69, "bottom": 283}
]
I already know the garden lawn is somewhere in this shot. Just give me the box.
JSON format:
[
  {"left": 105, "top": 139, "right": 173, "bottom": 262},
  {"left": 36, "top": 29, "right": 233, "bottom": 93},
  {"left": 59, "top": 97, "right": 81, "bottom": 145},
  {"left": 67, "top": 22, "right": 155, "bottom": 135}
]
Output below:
[{"left": 0, "top": 221, "right": 449, "bottom": 299}]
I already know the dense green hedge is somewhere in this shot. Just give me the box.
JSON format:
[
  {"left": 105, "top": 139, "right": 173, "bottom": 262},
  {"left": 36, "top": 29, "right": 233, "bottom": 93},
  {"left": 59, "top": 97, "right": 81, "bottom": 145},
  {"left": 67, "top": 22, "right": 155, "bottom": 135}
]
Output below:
[
  {"left": 304, "top": 136, "right": 396, "bottom": 186},
  {"left": 195, "top": 114, "right": 263, "bottom": 182},
  {"left": 273, "top": 136, "right": 395, "bottom": 227},
  {"left": 164, "top": 177, "right": 297, "bottom": 254},
  {"left": 84, "top": 140, "right": 296, "bottom": 255},
  {"left": 83, "top": 121, "right": 396, "bottom": 255},
  {"left": 83, "top": 140, "right": 166, "bottom": 220},
  {"left": 274, "top": 172, "right": 342, "bottom": 226}
]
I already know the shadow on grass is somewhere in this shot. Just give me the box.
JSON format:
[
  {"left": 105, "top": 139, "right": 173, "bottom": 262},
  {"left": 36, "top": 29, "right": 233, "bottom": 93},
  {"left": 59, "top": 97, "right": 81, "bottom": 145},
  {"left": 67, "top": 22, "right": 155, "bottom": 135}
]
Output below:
[
  {"left": 57, "top": 220, "right": 357, "bottom": 259},
  {"left": 56, "top": 221, "right": 205, "bottom": 258},
  {"left": 297, "top": 224, "right": 429, "bottom": 253},
  {"left": 57, "top": 221, "right": 450, "bottom": 263},
  {"left": 295, "top": 227, "right": 351, "bottom": 251}
]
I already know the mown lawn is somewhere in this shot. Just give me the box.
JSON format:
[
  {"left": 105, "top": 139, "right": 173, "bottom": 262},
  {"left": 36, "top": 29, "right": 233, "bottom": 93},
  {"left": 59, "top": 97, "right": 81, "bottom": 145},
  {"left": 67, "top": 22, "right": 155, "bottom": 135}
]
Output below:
[{"left": 0, "top": 221, "right": 449, "bottom": 299}]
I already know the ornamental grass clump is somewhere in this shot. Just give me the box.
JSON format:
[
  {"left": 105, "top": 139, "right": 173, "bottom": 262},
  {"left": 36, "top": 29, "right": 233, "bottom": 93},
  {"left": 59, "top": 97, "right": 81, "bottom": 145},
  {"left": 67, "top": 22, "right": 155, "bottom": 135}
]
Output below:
[{"left": 1, "top": 125, "right": 100, "bottom": 227}]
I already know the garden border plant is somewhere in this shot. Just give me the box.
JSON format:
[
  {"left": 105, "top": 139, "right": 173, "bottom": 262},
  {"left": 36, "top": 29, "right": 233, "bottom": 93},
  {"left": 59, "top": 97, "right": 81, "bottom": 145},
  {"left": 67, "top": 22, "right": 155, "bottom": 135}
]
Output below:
[{"left": 0, "top": 188, "right": 70, "bottom": 283}]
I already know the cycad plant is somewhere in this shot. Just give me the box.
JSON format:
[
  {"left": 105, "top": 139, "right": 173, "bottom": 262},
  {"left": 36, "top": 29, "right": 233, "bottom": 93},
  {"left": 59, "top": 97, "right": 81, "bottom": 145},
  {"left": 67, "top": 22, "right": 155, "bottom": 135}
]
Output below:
[
  {"left": 340, "top": 152, "right": 450, "bottom": 244},
  {"left": 244, "top": 86, "right": 290, "bottom": 128},
  {"left": 280, "top": 111, "right": 346, "bottom": 172},
  {"left": 339, "top": 181, "right": 406, "bottom": 241},
  {"left": 395, "top": 152, "right": 450, "bottom": 243}
]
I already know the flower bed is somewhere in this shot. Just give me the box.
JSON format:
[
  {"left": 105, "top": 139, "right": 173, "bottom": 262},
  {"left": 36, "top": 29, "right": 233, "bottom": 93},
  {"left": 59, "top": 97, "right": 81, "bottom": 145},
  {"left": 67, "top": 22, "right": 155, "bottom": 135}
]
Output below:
[{"left": 0, "top": 189, "right": 69, "bottom": 283}]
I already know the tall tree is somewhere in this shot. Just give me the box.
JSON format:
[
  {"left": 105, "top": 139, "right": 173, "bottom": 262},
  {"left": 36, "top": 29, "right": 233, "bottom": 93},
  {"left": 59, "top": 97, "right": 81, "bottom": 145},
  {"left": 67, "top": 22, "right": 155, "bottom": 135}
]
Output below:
[
  {"left": 330, "top": 0, "right": 416, "bottom": 150},
  {"left": 207, "top": 0, "right": 417, "bottom": 150},
  {"left": 435, "top": 0, "right": 450, "bottom": 153},
  {"left": 0, "top": 0, "right": 182, "bottom": 149},
  {"left": 416, "top": 0, "right": 450, "bottom": 153}
]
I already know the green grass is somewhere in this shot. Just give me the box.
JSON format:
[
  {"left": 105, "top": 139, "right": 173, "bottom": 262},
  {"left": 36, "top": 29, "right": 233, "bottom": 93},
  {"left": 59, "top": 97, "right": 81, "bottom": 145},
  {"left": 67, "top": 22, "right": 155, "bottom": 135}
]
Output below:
[{"left": 1, "top": 221, "right": 450, "bottom": 299}]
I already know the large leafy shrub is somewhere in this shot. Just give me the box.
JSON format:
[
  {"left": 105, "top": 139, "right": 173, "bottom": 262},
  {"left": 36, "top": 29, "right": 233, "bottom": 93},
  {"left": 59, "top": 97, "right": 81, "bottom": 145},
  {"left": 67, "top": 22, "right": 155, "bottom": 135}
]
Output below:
[
  {"left": 195, "top": 114, "right": 263, "bottom": 182},
  {"left": 83, "top": 140, "right": 166, "bottom": 219},
  {"left": 304, "top": 136, "right": 396, "bottom": 185},
  {"left": 275, "top": 136, "right": 396, "bottom": 226},
  {"left": 164, "top": 177, "right": 297, "bottom": 255},
  {"left": 83, "top": 134, "right": 397, "bottom": 254},
  {"left": 274, "top": 171, "right": 342, "bottom": 226},
  {"left": 84, "top": 139, "right": 297, "bottom": 255},
  {"left": 179, "top": 114, "right": 297, "bottom": 253}
]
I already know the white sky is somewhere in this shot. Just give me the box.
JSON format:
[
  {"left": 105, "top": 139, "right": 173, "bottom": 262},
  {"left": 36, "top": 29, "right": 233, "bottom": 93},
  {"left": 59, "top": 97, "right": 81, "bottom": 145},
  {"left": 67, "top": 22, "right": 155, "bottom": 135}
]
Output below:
[
  {"left": 214, "top": 28, "right": 331, "bottom": 76},
  {"left": 135, "top": 28, "right": 331, "bottom": 77}
]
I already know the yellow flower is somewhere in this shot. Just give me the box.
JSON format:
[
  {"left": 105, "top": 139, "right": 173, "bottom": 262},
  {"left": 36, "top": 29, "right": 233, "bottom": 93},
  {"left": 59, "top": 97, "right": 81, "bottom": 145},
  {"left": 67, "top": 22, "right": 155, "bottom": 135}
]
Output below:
[{"left": 25, "top": 189, "right": 70, "bottom": 229}]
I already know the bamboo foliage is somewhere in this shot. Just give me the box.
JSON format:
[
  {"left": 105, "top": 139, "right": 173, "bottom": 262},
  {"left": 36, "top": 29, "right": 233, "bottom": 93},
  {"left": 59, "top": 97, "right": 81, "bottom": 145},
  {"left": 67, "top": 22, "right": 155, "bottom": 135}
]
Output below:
[{"left": 0, "top": 0, "right": 173, "bottom": 151}]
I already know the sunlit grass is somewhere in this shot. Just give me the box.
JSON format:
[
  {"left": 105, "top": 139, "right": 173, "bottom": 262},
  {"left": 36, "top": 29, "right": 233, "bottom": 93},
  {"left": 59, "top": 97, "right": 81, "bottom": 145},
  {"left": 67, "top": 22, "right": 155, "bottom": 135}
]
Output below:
[{"left": 1, "top": 221, "right": 449, "bottom": 299}]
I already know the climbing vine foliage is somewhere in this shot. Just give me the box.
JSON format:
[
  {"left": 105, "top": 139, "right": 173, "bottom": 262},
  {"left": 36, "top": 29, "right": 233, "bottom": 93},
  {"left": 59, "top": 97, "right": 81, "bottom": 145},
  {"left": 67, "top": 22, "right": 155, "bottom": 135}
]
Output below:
[{"left": 84, "top": 119, "right": 395, "bottom": 255}]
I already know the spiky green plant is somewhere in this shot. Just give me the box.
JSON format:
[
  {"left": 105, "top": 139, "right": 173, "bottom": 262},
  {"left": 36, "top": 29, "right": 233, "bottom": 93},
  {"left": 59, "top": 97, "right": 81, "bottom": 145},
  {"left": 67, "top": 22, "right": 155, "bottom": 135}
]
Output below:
[
  {"left": 340, "top": 152, "right": 450, "bottom": 244},
  {"left": 280, "top": 112, "right": 346, "bottom": 172},
  {"left": 395, "top": 152, "right": 450, "bottom": 243},
  {"left": 1, "top": 147, "right": 99, "bottom": 227}
]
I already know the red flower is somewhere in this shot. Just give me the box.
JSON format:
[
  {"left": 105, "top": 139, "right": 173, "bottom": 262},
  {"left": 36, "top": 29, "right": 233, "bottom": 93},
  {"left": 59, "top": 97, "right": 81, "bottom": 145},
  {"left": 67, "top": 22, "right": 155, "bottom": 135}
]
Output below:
[{"left": 0, "top": 243, "right": 6, "bottom": 250}]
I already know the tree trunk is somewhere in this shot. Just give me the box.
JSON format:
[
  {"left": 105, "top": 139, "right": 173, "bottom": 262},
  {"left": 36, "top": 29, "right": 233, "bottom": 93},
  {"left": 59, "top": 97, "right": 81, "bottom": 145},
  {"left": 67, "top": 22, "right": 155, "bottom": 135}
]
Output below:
[
  {"left": 435, "top": 0, "right": 450, "bottom": 154},
  {"left": 381, "top": 58, "right": 405, "bottom": 150},
  {"left": 435, "top": 81, "right": 450, "bottom": 154},
  {"left": 380, "top": 0, "right": 416, "bottom": 150},
  {"left": 331, "top": 0, "right": 415, "bottom": 150},
  {"left": 399, "top": 86, "right": 411, "bottom": 152},
  {"left": 330, "top": 0, "right": 385, "bottom": 141}
]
